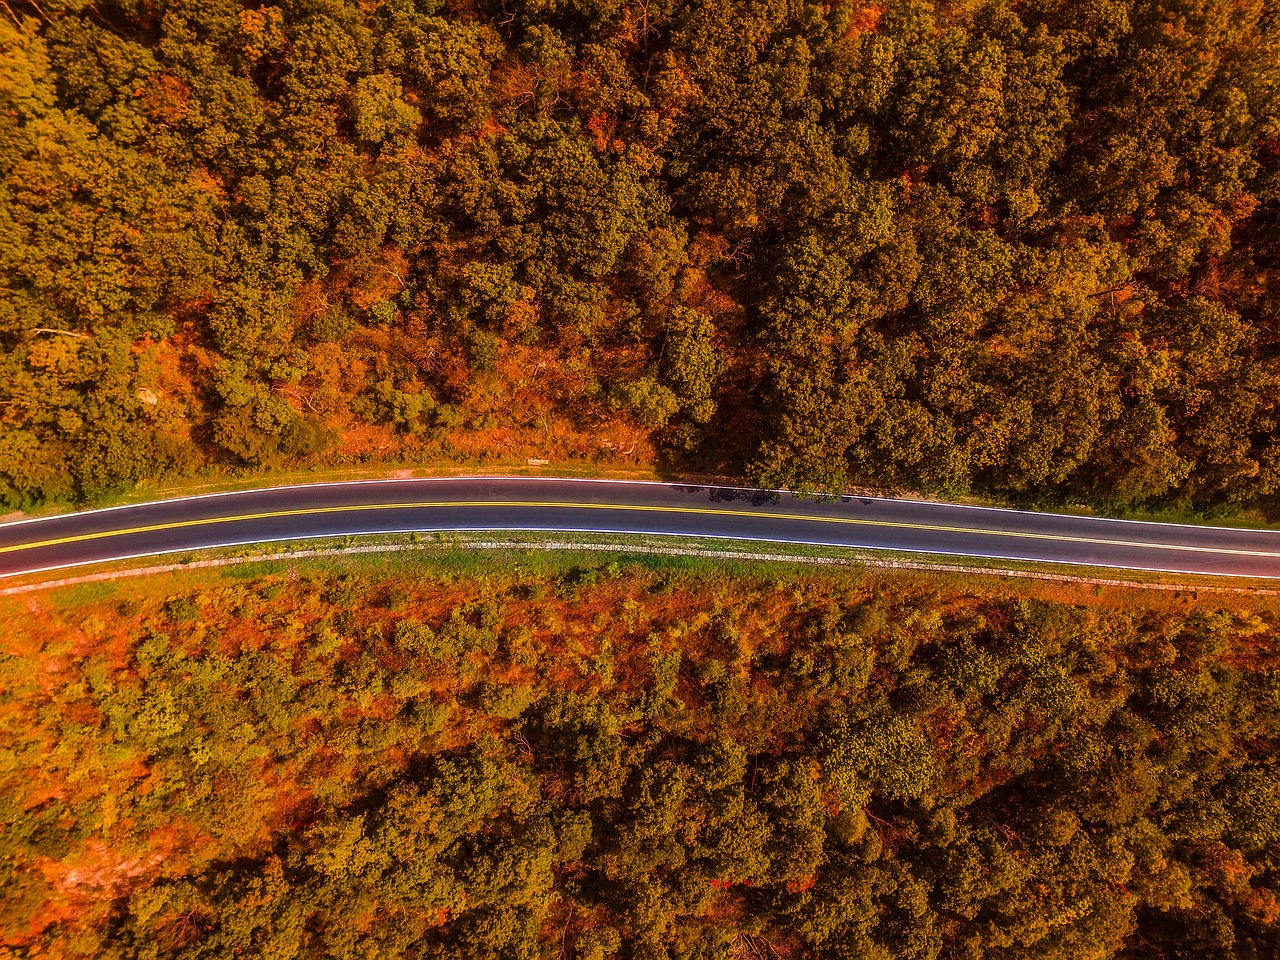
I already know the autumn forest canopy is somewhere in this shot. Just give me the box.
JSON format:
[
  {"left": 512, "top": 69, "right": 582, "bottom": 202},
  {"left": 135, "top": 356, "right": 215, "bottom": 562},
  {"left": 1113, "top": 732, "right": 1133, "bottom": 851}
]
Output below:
[
  {"left": 2, "top": 0, "right": 1280, "bottom": 510},
  {"left": 4, "top": 559, "right": 1280, "bottom": 959}
]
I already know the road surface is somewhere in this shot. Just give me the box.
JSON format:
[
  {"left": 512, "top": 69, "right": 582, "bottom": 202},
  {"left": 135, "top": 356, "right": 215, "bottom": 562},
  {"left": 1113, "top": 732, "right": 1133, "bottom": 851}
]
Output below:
[{"left": 1, "top": 477, "right": 1278, "bottom": 580}]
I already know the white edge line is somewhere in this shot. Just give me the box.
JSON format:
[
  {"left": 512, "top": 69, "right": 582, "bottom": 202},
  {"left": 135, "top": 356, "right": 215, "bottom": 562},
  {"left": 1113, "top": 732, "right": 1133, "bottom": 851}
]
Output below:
[
  {"left": 3, "top": 474, "right": 1278, "bottom": 536},
  {"left": 2, "top": 526, "right": 1277, "bottom": 583}
]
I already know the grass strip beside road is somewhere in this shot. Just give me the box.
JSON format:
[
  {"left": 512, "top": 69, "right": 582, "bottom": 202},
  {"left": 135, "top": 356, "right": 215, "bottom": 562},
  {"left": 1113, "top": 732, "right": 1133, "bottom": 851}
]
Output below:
[
  {"left": 3, "top": 532, "right": 1279, "bottom": 601},
  {"left": 0, "top": 461, "right": 660, "bottom": 522}
]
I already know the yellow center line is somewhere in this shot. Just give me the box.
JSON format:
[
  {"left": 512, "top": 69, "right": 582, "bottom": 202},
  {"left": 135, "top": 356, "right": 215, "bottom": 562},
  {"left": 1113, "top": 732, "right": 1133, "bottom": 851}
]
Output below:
[{"left": 1, "top": 500, "right": 1278, "bottom": 559}]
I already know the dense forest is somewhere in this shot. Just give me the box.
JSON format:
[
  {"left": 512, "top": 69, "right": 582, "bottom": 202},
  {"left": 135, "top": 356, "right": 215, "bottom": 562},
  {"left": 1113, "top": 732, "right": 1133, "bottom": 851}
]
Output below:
[
  {"left": 2, "top": 0, "right": 1280, "bottom": 509},
  {"left": 2, "top": 558, "right": 1279, "bottom": 958}
]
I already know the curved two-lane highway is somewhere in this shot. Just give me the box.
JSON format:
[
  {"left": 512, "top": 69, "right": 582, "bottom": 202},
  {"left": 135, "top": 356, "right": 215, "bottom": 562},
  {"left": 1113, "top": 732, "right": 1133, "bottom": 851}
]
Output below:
[{"left": 2, "top": 477, "right": 1279, "bottom": 580}]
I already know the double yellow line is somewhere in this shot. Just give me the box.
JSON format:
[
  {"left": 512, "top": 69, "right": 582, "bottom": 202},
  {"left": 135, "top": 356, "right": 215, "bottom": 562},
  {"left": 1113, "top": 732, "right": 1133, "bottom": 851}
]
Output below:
[{"left": 2, "top": 500, "right": 1278, "bottom": 560}]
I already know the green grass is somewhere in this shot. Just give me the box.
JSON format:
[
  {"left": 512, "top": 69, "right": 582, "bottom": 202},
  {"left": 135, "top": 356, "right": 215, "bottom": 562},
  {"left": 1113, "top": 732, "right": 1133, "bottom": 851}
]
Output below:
[
  {"left": 45, "top": 580, "right": 120, "bottom": 608},
  {"left": 997, "top": 497, "right": 1280, "bottom": 530},
  {"left": 3, "top": 457, "right": 667, "bottom": 521},
  {"left": 152, "top": 536, "right": 1269, "bottom": 613},
  {"left": 5, "top": 528, "right": 1277, "bottom": 604},
  {"left": 197, "top": 530, "right": 1279, "bottom": 592}
]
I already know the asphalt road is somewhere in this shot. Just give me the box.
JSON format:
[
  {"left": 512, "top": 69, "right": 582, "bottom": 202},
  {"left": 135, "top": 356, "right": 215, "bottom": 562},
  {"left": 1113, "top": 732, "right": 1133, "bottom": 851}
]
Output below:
[{"left": 1, "top": 476, "right": 1279, "bottom": 580}]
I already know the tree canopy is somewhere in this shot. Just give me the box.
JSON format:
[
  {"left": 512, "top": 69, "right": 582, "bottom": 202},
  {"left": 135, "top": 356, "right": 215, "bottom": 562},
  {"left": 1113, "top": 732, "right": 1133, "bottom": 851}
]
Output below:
[
  {"left": 2, "top": 559, "right": 1279, "bottom": 958},
  {"left": 2, "top": 0, "right": 1279, "bottom": 511}
]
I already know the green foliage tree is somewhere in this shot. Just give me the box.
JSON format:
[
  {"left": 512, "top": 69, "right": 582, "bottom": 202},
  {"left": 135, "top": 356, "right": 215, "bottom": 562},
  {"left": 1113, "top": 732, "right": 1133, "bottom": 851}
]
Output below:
[
  {"left": 3, "top": 0, "right": 1280, "bottom": 515},
  {"left": 5, "top": 565, "right": 1280, "bottom": 957}
]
